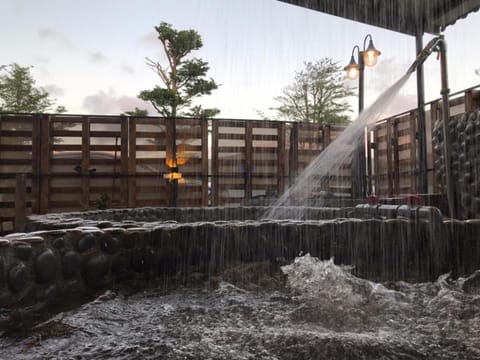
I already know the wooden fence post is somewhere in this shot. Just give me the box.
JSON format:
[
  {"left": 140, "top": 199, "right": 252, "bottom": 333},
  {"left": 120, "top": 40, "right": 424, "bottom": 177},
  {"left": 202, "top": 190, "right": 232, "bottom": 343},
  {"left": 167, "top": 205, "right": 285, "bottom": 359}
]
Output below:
[
  {"left": 393, "top": 119, "right": 400, "bottom": 195},
  {"left": 165, "top": 118, "right": 174, "bottom": 206},
  {"left": 120, "top": 117, "right": 129, "bottom": 208},
  {"left": 430, "top": 100, "right": 440, "bottom": 192},
  {"left": 386, "top": 119, "right": 393, "bottom": 197},
  {"left": 128, "top": 117, "right": 137, "bottom": 208},
  {"left": 81, "top": 116, "right": 90, "bottom": 211},
  {"left": 14, "top": 174, "right": 26, "bottom": 232},
  {"left": 373, "top": 126, "right": 380, "bottom": 195},
  {"left": 409, "top": 111, "right": 418, "bottom": 193},
  {"left": 211, "top": 119, "right": 219, "bottom": 206},
  {"left": 367, "top": 128, "right": 373, "bottom": 195},
  {"left": 31, "top": 114, "right": 41, "bottom": 214},
  {"left": 245, "top": 121, "right": 253, "bottom": 200},
  {"left": 201, "top": 119, "right": 209, "bottom": 206},
  {"left": 289, "top": 122, "right": 299, "bottom": 187},
  {"left": 39, "top": 114, "right": 50, "bottom": 214},
  {"left": 465, "top": 89, "right": 473, "bottom": 112},
  {"left": 277, "top": 122, "right": 286, "bottom": 196}
]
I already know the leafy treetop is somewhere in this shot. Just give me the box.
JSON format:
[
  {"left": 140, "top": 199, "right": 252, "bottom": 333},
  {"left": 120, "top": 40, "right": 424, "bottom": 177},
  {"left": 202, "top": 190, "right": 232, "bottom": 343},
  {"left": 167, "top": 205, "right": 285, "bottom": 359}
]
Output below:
[
  {"left": 0, "top": 63, "right": 66, "bottom": 113},
  {"left": 138, "top": 22, "right": 219, "bottom": 118}
]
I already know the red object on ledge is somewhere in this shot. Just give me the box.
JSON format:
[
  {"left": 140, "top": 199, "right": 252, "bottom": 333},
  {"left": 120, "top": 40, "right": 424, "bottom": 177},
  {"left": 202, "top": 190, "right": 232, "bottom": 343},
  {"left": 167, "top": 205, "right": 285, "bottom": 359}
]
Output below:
[
  {"left": 367, "top": 195, "right": 379, "bottom": 205},
  {"left": 404, "top": 195, "right": 422, "bottom": 206}
]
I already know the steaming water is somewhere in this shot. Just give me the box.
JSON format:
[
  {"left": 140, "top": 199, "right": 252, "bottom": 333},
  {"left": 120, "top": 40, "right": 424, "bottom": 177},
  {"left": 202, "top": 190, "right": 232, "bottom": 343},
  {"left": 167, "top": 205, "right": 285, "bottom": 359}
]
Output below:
[
  {"left": 1, "top": 255, "right": 479, "bottom": 359},
  {"left": 265, "top": 73, "right": 412, "bottom": 220}
]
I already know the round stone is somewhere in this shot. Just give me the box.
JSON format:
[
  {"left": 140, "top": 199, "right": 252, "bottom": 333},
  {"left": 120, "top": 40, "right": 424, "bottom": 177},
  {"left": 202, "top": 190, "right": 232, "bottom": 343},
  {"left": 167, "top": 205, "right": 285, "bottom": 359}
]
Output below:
[
  {"left": 8, "top": 262, "right": 28, "bottom": 293},
  {"left": 35, "top": 249, "right": 57, "bottom": 284},
  {"left": 83, "top": 254, "right": 110, "bottom": 287},
  {"left": 62, "top": 251, "right": 82, "bottom": 279},
  {"left": 111, "top": 255, "right": 130, "bottom": 279},
  {"left": 0, "top": 259, "right": 4, "bottom": 286},
  {"left": 100, "top": 236, "right": 121, "bottom": 254},
  {"left": 53, "top": 237, "right": 65, "bottom": 250},
  {"left": 14, "top": 243, "right": 33, "bottom": 261},
  {"left": 0, "top": 291, "right": 15, "bottom": 307},
  {"left": 77, "top": 233, "right": 96, "bottom": 253}
]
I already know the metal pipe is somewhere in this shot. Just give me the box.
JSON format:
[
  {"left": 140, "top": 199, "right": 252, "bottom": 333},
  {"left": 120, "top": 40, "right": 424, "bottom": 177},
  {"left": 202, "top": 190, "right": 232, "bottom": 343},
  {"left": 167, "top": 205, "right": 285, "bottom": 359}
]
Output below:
[
  {"left": 406, "top": 35, "right": 456, "bottom": 218},
  {"left": 415, "top": 31, "right": 428, "bottom": 194},
  {"left": 356, "top": 51, "right": 367, "bottom": 198},
  {"left": 437, "top": 37, "right": 457, "bottom": 218}
]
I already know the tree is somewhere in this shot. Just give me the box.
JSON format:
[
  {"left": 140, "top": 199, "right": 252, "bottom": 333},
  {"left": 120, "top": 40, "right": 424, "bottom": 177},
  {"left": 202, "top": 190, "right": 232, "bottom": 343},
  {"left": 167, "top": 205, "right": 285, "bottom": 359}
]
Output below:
[
  {"left": 122, "top": 107, "right": 149, "bottom": 117},
  {"left": 138, "top": 22, "right": 219, "bottom": 118},
  {"left": 271, "top": 58, "right": 354, "bottom": 124},
  {"left": 0, "top": 63, "right": 66, "bottom": 113}
]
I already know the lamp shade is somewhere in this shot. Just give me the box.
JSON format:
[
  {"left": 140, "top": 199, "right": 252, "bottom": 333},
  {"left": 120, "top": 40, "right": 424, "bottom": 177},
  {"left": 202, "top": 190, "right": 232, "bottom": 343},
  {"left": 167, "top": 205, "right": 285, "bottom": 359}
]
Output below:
[
  {"left": 363, "top": 38, "right": 381, "bottom": 67},
  {"left": 344, "top": 55, "right": 360, "bottom": 80}
]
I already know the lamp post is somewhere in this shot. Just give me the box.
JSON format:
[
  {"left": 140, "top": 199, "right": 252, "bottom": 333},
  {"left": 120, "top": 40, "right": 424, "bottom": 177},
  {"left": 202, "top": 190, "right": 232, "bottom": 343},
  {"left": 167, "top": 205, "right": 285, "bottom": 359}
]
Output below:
[
  {"left": 344, "top": 34, "right": 381, "bottom": 112},
  {"left": 344, "top": 34, "right": 381, "bottom": 197}
]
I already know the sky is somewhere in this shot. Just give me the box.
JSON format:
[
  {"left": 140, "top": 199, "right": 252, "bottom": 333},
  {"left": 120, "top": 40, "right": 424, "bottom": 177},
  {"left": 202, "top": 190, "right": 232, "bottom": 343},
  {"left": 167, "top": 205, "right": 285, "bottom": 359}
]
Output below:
[{"left": 1, "top": 0, "right": 479, "bottom": 120}]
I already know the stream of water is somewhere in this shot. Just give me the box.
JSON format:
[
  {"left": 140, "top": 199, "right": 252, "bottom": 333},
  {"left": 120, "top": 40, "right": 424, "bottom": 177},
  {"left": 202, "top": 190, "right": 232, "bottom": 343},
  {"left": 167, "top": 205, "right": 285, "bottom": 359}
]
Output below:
[
  {"left": 1, "top": 255, "right": 479, "bottom": 359},
  {"left": 265, "top": 73, "right": 412, "bottom": 220}
]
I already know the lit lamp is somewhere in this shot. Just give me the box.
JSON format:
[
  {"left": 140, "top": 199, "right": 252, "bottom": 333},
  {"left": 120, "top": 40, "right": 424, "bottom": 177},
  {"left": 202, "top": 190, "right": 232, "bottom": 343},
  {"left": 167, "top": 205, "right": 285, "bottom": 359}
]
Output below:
[
  {"left": 344, "top": 34, "right": 381, "bottom": 112},
  {"left": 344, "top": 34, "right": 381, "bottom": 198}
]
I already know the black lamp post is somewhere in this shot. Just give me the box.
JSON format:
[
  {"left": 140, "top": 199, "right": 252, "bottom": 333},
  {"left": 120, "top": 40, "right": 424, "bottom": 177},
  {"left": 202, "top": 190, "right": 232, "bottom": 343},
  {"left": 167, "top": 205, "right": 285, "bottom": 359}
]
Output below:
[
  {"left": 344, "top": 34, "right": 381, "bottom": 197},
  {"left": 344, "top": 34, "right": 381, "bottom": 113}
]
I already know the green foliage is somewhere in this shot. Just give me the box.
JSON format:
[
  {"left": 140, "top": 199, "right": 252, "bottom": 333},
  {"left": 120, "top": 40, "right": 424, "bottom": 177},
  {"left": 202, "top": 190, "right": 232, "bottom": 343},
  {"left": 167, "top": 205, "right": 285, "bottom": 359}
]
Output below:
[
  {"left": 122, "top": 107, "right": 149, "bottom": 117},
  {"left": 96, "top": 193, "right": 110, "bottom": 210},
  {"left": 271, "top": 58, "right": 354, "bottom": 124},
  {"left": 138, "top": 22, "right": 219, "bottom": 118},
  {"left": 0, "top": 63, "right": 66, "bottom": 113},
  {"left": 54, "top": 105, "right": 68, "bottom": 114}
]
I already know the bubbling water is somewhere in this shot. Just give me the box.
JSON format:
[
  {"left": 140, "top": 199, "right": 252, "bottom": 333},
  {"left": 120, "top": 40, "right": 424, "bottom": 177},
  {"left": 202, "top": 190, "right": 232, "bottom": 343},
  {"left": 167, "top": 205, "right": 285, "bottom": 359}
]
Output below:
[
  {"left": 1, "top": 255, "right": 479, "bottom": 359},
  {"left": 265, "top": 73, "right": 412, "bottom": 220}
]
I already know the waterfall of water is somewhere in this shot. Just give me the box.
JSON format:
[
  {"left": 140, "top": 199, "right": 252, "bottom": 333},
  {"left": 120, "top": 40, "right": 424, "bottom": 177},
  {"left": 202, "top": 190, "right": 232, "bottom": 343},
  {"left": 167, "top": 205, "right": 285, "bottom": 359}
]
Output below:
[{"left": 265, "top": 72, "right": 412, "bottom": 220}]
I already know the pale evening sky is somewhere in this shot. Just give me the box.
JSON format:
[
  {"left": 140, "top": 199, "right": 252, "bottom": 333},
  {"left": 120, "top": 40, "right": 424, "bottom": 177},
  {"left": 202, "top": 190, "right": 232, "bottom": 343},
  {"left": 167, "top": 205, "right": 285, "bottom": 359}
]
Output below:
[{"left": 1, "top": 0, "right": 479, "bottom": 120}]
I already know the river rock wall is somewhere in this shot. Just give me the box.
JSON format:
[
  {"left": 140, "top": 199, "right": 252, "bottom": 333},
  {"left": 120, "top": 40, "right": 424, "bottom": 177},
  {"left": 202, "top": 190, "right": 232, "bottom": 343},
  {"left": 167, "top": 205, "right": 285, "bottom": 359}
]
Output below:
[
  {"left": 433, "top": 109, "right": 480, "bottom": 219},
  {"left": 1, "top": 206, "right": 479, "bottom": 315}
]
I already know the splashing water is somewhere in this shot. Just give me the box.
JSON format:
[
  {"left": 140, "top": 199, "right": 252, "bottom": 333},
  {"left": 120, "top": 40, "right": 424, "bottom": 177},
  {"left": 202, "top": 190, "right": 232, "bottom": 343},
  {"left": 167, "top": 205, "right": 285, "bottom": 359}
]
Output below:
[
  {"left": 265, "top": 73, "right": 412, "bottom": 220},
  {"left": 1, "top": 255, "right": 479, "bottom": 359}
]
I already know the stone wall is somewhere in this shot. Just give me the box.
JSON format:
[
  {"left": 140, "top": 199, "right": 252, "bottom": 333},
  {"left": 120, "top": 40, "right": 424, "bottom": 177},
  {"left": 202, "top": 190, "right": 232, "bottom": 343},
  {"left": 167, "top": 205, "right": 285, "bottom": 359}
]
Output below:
[
  {"left": 433, "top": 109, "right": 480, "bottom": 219},
  {"left": 1, "top": 206, "right": 479, "bottom": 316}
]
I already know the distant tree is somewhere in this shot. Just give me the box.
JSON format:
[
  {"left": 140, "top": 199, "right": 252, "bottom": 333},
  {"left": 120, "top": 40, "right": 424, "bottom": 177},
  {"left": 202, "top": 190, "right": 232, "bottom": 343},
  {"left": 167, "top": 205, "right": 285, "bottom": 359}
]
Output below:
[
  {"left": 271, "top": 58, "right": 354, "bottom": 124},
  {"left": 138, "top": 22, "right": 219, "bottom": 118},
  {"left": 54, "top": 105, "right": 68, "bottom": 114},
  {"left": 122, "top": 107, "right": 149, "bottom": 117},
  {"left": 0, "top": 63, "right": 66, "bottom": 113}
]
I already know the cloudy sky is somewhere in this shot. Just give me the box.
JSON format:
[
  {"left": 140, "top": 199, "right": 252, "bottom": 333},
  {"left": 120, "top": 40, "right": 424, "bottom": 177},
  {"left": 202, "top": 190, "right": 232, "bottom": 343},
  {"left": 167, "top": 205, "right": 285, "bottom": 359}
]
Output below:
[{"left": 1, "top": 0, "right": 479, "bottom": 119}]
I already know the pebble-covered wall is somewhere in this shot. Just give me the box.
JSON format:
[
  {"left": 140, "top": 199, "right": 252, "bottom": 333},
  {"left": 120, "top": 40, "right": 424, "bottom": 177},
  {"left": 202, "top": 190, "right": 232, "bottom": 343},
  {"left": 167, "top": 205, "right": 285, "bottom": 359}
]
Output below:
[
  {"left": 1, "top": 206, "right": 479, "bottom": 315},
  {"left": 433, "top": 109, "right": 480, "bottom": 219}
]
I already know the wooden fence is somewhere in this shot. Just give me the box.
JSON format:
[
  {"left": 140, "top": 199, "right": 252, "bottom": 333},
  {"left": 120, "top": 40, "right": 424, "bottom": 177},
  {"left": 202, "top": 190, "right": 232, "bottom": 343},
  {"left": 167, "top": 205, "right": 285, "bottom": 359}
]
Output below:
[
  {"left": 0, "top": 114, "right": 343, "bottom": 232},
  {"left": 370, "top": 86, "right": 480, "bottom": 196},
  {"left": 1, "top": 85, "right": 480, "bottom": 233}
]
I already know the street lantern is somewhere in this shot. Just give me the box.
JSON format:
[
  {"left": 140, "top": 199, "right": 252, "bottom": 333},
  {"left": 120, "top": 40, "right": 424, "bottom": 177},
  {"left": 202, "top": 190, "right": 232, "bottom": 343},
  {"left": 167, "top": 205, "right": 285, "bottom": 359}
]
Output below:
[
  {"left": 344, "top": 34, "right": 381, "bottom": 112},
  {"left": 344, "top": 34, "right": 381, "bottom": 198}
]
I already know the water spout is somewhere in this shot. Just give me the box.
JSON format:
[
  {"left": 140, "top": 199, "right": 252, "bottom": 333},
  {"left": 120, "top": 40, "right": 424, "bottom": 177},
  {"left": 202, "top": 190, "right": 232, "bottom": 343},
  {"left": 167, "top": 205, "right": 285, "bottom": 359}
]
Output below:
[{"left": 407, "top": 36, "right": 442, "bottom": 74}]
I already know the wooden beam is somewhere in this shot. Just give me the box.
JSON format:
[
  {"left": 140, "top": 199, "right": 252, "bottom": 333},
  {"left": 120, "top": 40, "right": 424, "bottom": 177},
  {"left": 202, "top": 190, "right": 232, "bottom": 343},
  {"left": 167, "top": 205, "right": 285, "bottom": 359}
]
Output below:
[
  {"left": 128, "top": 117, "right": 137, "bottom": 208},
  {"left": 289, "top": 122, "right": 299, "bottom": 187},
  {"left": 120, "top": 117, "right": 129, "bottom": 208},
  {"left": 212, "top": 119, "right": 219, "bottom": 206},
  {"left": 277, "top": 122, "right": 286, "bottom": 196},
  {"left": 81, "top": 116, "right": 90, "bottom": 211},
  {"left": 14, "top": 174, "right": 26, "bottom": 232},
  {"left": 245, "top": 121, "right": 253, "bottom": 200},
  {"left": 39, "top": 114, "right": 50, "bottom": 213},
  {"left": 201, "top": 119, "right": 209, "bottom": 206}
]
